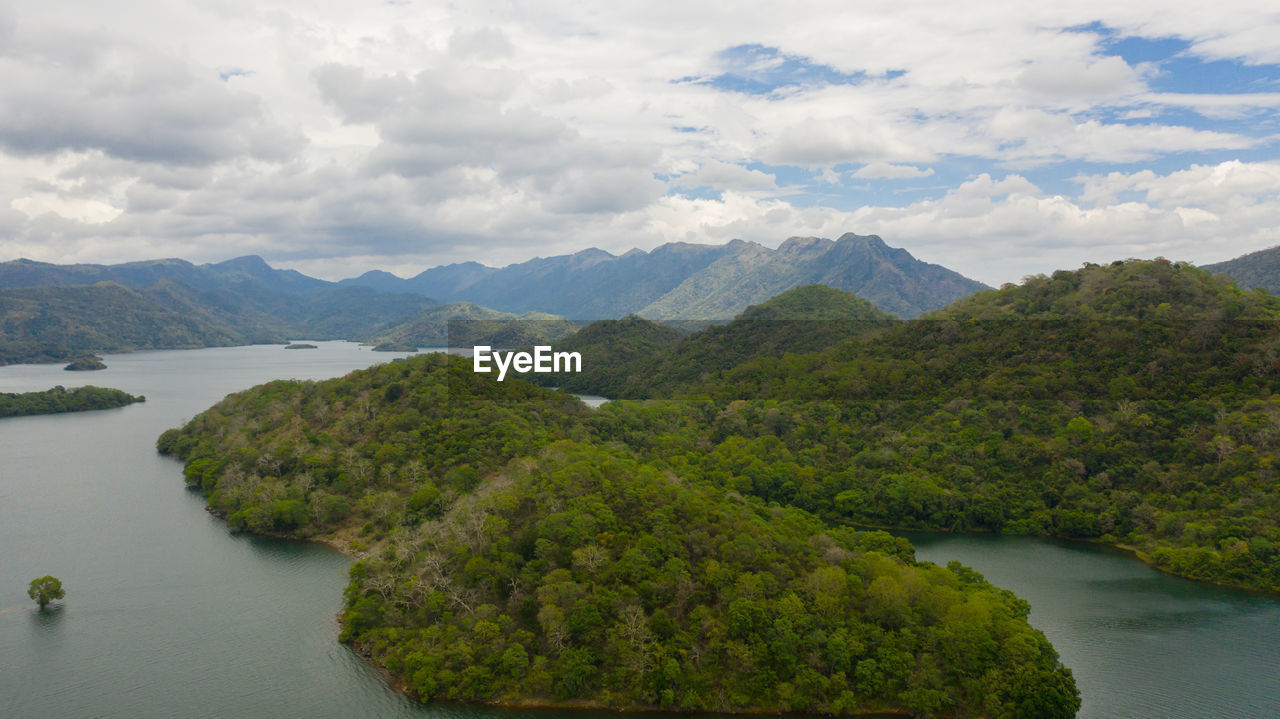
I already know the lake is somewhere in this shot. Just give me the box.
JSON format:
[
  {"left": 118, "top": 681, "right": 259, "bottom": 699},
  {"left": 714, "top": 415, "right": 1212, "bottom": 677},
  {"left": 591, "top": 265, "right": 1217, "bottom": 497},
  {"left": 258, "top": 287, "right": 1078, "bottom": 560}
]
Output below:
[
  {"left": 901, "top": 531, "right": 1280, "bottom": 719},
  {"left": 0, "top": 343, "right": 435, "bottom": 718},
  {"left": 3, "top": 344, "right": 1278, "bottom": 717}
]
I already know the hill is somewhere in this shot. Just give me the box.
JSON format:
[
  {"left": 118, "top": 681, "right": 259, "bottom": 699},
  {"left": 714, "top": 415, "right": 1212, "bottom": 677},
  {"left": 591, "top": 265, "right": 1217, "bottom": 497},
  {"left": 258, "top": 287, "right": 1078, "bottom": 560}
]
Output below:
[
  {"left": 590, "top": 260, "right": 1280, "bottom": 594},
  {"left": 339, "top": 234, "right": 988, "bottom": 320},
  {"left": 0, "top": 256, "right": 439, "bottom": 363},
  {"left": 158, "top": 354, "right": 1078, "bottom": 717},
  {"left": 1201, "top": 244, "right": 1280, "bottom": 295},
  {"left": 374, "top": 302, "right": 579, "bottom": 348},
  {"left": 519, "top": 315, "right": 687, "bottom": 397},
  {"left": 537, "top": 284, "right": 897, "bottom": 397},
  {"left": 636, "top": 234, "right": 987, "bottom": 320},
  {"left": 0, "top": 282, "right": 276, "bottom": 364}
]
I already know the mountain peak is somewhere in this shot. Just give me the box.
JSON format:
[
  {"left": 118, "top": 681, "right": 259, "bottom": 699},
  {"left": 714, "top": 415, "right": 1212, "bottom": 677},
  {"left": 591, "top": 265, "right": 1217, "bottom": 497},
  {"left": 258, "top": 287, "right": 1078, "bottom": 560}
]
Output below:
[
  {"left": 211, "top": 255, "right": 272, "bottom": 271},
  {"left": 778, "top": 236, "right": 834, "bottom": 254},
  {"left": 835, "top": 232, "right": 887, "bottom": 248}
]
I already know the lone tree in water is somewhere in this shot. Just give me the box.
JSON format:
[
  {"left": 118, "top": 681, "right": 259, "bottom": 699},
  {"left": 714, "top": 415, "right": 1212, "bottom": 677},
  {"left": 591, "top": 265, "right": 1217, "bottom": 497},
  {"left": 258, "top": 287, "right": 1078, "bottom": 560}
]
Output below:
[{"left": 28, "top": 576, "right": 65, "bottom": 610}]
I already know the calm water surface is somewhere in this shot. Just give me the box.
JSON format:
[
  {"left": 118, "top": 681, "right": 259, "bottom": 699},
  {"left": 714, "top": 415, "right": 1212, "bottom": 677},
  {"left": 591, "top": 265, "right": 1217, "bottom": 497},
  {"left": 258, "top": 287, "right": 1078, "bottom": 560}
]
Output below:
[
  {"left": 900, "top": 531, "right": 1280, "bottom": 719},
  {"left": 4, "top": 344, "right": 1278, "bottom": 717},
  {"left": 0, "top": 343, "right": 435, "bottom": 718}
]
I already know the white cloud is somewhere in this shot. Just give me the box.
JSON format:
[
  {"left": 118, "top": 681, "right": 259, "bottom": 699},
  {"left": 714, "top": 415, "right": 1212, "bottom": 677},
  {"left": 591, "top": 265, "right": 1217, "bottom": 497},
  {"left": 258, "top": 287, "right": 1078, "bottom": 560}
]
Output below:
[
  {"left": 852, "top": 162, "right": 935, "bottom": 180},
  {"left": 1, "top": 0, "right": 1279, "bottom": 283},
  {"left": 674, "top": 160, "right": 778, "bottom": 191}
]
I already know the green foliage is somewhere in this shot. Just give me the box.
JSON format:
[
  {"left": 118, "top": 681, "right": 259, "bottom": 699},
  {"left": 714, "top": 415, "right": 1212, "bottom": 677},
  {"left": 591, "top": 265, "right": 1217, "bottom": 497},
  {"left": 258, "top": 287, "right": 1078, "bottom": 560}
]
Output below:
[
  {"left": 0, "top": 282, "right": 262, "bottom": 364},
  {"left": 577, "top": 261, "right": 1280, "bottom": 593},
  {"left": 373, "top": 302, "right": 577, "bottom": 348},
  {"left": 64, "top": 355, "right": 107, "bottom": 371},
  {"left": 535, "top": 285, "right": 896, "bottom": 398},
  {"left": 28, "top": 576, "right": 65, "bottom": 609},
  {"left": 163, "top": 352, "right": 1080, "bottom": 716},
  {"left": 0, "top": 385, "right": 144, "bottom": 418},
  {"left": 158, "top": 354, "right": 588, "bottom": 538},
  {"left": 342, "top": 442, "right": 1076, "bottom": 716},
  {"left": 172, "top": 260, "right": 1280, "bottom": 713}
]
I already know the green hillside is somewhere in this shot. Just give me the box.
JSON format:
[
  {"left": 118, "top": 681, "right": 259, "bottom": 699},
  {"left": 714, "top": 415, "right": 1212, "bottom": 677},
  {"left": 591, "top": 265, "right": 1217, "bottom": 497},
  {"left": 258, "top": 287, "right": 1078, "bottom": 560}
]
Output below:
[
  {"left": 159, "top": 354, "right": 1078, "bottom": 718},
  {"left": 588, "top": 261, "right": 1280, "bottom": 593},
  {"left": 1201, "top": 244, "right": 1280, "bottom": 295},
  {"left": 0, "top": 282, "right": 274, "bottom": 364},
  {"left": 375, "top": 302, "right": 579, "bottom": 348},
  {"left": 539, "top": 284, "right": 896, "bottom": 397}
]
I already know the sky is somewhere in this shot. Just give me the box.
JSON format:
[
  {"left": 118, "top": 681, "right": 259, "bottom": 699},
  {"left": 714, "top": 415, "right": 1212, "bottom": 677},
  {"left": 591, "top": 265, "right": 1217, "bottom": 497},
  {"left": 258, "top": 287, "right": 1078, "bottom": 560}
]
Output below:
[{"left": 2, "top": 1, "right": 1280, "bottom": 286}]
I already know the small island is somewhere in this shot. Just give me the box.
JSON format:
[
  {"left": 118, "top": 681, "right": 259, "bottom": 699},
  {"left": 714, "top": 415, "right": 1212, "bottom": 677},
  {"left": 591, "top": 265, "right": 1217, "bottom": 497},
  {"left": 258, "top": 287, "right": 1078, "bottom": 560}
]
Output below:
[
  {"left": 64, "top": 355, "right": 107, "bottom": 371},
  {"left": 370, "top": 341, "right": 417, "bottom": 352},
  {"left": 284, "top": 343, "right": 318, "bottom": 350},
  {"left": 1, "top": 385, "right": 145, "bottom": 418}
]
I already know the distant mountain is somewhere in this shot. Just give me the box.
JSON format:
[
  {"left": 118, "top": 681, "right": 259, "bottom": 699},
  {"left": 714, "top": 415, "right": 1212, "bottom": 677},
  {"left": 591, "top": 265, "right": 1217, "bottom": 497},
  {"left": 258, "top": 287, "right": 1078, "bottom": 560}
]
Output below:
[
  {"left": 0, "top": 282, "right": 275, "bottom": 364},
  {"left": 340, "top": 234, "right": 988, "bottom": 320},
  {"left": 0, "top": 255, "right": 330, "bottom": 295},
  {"left": 1201, "top": 245, "right": 1280, "bottom": 295},
  {"left": 0, "top": 256, "right": 436, "bottom": 363},
  {"left": 374, "top": 302, "right": 578, "bottom": 348},
  {"left": 637, "top": 234, "right": 988, "bottom": 320},
  {"left": 2, "top": 233, "right": 985, "bottom": 364}
]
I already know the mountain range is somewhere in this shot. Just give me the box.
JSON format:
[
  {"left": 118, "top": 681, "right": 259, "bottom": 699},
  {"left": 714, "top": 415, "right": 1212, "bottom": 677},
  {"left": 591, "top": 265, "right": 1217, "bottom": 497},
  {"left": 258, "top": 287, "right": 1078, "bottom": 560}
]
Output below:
[
  {"left": 340, "top": 232, "right": 989, "bottom": 320},
  {"left": 1, "top": 233, "right": 992, "bottom": 364}
]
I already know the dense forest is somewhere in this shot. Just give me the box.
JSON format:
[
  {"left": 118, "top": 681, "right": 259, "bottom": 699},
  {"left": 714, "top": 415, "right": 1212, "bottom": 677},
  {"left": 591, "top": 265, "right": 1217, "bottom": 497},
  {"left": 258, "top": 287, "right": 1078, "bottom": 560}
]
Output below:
[
  {"left": 557, "top": 261, "right": 1280, "bottom": 593},
  {"left": 0, "top": 282, "right": 271, "bottom": 364},
  {"left": 1, "top": 385, "right": 144, "bottom": 417},
  {"left": 526, "top": 285, "right": 896, "bottom": 397},
  {"left": 159, "top": 259, "right": 1280, "bottom": 716},
  {"left": 159, "top": 355, "right": 1078, "bottom": 718}
]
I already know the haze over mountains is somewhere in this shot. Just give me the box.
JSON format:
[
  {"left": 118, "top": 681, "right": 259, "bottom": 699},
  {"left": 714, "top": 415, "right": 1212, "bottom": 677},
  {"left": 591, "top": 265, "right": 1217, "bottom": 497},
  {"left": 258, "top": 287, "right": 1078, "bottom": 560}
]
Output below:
[
  {"left": 1, "top": 233, "right": 991, "bottom": 364},
  {"left": 340, "top": 232, "right": 989, "bottom": 320},
  {"left": 12, "top": 232, "right": 1280, "bottom": 367}
]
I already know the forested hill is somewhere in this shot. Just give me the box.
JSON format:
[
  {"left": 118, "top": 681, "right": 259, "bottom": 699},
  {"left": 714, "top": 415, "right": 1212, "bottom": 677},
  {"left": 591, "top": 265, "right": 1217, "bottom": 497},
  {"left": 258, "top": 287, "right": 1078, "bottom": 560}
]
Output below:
[
  {"left": 596, "top": 259, "right": 1280, "bottom": 401},
  {"left": 373, "top": 302, "right": 579, "bottom": 348},
  {"left": 1201, "top": 244, "right": 1280, "bottom": 295},
  {"left": 533, "top": 284, "right": 897, "bottom": 396},
  {"left": 515, "top": 315, "right": 685, "bottom": 397},
  {"left": 158, "top": 354, "right": 1079, "bottom": 718},
  {"left": 0, "top": 282, "right": 277, "bottom": 365},
  {"left": 0, "top": 257, "right": 438, "bottom": 364},
  {"left": 580, "top": 261, "right": 1280, "bottom": 595},
  {"left": 0, "top": 256, "right": 577, "bottom": 364}
]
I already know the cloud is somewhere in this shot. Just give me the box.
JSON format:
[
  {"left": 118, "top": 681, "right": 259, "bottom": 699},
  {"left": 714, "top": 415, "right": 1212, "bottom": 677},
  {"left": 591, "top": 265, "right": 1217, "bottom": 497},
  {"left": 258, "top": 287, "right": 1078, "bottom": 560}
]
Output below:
[
  {"left": 0, "top": 16, "right": 303, "bottom": 166},
  {"left": 852, "top": 162, "right": 935, "bottom": 180},
  {"left": 1015, "top": 55, "right": 1146, "bottom": 102},
  {"left": 2, "top": 0, "right": 1280, "bottom": 284},
  {"left": 674, "top": 160, "right": 778, "bottom": 191}
]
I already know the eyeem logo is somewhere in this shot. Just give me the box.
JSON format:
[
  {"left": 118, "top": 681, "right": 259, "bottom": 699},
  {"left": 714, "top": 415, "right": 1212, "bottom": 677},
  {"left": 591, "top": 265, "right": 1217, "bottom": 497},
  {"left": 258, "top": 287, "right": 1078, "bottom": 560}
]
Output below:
[{"left": 473, "top": 346, "right": 582, "bottom": 381}]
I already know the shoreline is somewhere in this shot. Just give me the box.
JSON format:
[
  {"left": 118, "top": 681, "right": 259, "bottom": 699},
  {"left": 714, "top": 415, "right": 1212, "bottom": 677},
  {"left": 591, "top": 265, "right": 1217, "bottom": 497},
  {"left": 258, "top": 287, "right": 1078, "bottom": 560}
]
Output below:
[
  {"left": 871, "top": 521, "right": 1280, "bottom": 598},
  {"left": 198, "top": 505, "right": 915, "bottom": 718}
]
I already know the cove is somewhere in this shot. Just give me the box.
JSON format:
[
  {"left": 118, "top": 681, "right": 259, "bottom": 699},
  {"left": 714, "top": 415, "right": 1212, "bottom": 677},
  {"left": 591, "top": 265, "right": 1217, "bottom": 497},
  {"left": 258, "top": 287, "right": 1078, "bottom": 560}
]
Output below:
[{"left": 898, "top": 531, "right": 1280, "bottom": 719}]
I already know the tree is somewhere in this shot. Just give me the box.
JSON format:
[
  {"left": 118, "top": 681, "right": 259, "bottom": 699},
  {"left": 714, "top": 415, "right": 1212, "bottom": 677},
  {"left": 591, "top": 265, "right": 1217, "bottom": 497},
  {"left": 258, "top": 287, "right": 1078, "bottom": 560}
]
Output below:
[{"left": 28, "top": 576, "right": 65, "bottom": 610}]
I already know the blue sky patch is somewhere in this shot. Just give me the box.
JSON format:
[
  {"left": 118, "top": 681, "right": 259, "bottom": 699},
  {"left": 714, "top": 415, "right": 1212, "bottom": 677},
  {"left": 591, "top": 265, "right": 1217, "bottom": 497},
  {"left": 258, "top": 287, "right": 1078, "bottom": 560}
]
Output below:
[{"left": 680, "top": 44, "right": 898, "bottom": 96}]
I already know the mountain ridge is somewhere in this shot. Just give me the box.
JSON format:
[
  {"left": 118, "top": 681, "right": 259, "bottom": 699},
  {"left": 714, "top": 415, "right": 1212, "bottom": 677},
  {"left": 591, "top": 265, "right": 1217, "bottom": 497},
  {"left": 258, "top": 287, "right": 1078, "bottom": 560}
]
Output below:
[{"left": 337, "top": 233, "right": 990, "bottom": 319}]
